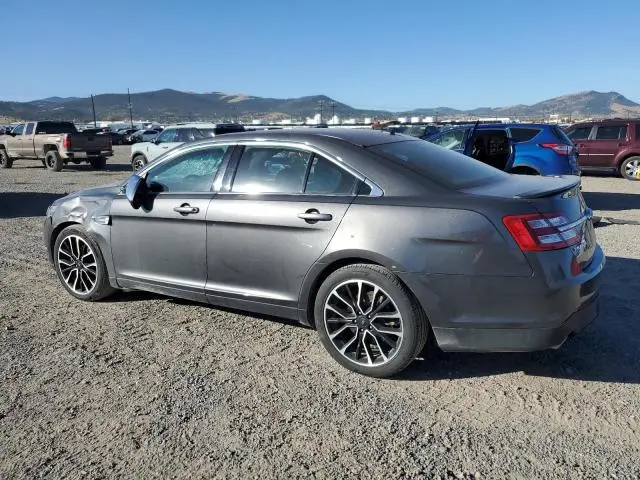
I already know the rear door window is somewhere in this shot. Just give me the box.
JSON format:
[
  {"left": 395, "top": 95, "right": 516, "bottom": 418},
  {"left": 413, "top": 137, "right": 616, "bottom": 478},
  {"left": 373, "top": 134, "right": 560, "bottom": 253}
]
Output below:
[
  {"left": 231, "top": 146, "right": 312, "bottom": 193},
  {"left": 305, "top": 155, "right": 357, "bottom": 195},
  {"left": 25, "top": 123, "right": 35, "bottom": 135},
  {"left": 595, "top": 125, "right": 627, "bottom": 140},
  {"left": 566, "top": 126, "right": 593, "bottom": 141},
  {"left": 509, "top": 127, "right": 541, "bottom": 143}
]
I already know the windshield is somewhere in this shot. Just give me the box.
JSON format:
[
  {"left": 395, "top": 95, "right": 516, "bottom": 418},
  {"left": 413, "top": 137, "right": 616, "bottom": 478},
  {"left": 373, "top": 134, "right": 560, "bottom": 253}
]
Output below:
[{"left": 368, "top": 139, "right": 507, "bottom": 189}]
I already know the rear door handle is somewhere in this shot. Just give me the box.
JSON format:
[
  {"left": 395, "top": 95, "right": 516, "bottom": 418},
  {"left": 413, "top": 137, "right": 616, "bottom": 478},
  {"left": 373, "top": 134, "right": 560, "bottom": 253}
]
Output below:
[
  {"left": 173, "top": 203, "right": 199, "bottom": 215},
  {"left": 298, "top": 209, "right": 333, "bottom": 224}
]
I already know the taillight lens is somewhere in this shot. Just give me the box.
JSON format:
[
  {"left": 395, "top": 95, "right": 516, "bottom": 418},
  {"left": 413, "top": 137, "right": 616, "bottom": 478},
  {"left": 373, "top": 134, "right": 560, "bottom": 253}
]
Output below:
[
  {"left": 539, "top": 143, "right": 574, "bottom": 155},
  {"left": 62, "top": 134, "right": 71, "bottom": 149},
  {"left": 503, "top": 213, "right": 582, "bottom": 251}
]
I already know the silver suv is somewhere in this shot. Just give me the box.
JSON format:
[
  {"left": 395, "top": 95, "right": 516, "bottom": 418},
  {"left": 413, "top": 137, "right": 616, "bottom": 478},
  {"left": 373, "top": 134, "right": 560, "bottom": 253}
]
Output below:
[{"left": 130, "top": 123, "right": 244, "bottom": 171}]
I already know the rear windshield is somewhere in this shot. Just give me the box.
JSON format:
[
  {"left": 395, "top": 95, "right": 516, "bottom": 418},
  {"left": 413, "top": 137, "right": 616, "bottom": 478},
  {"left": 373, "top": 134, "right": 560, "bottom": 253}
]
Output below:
[
  {"left": 35, "top": 122, "right": 77, "bottom": 134},
  {"left": 551, "top": 125, "right": 572, "bottom": 144},
  {"left": 368, "top": 139, "right": 507, "bottom": 189}
]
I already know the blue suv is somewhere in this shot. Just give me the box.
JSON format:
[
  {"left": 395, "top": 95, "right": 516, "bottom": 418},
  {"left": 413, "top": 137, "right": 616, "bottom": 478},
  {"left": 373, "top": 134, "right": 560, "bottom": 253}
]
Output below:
[{"left": 423, "top": 123, "right": 579, "bottom": 176}]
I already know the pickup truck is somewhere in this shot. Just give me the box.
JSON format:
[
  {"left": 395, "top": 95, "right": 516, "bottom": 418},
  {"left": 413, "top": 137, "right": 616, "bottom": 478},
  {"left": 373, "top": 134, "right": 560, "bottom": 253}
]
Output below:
[{"left": 0, "top": 121, "right": 113, "bottom": 171}]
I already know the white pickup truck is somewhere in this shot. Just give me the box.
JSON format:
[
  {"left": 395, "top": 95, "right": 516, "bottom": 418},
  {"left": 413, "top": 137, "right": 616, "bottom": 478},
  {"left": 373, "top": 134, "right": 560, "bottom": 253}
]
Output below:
[{"left": 129, "top": 123, "right": 245, "bottom": 171}]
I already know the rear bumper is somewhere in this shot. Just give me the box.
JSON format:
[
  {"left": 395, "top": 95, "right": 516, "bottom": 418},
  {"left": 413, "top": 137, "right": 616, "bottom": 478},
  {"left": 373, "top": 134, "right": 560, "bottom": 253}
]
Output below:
[
  {"left": 432, "top": 292, "right": 599, "bottom": 352},
  {"left": 64, "top": 150, "right": 113, "bottom": 159},
  {"left": 398, "top": 245, "right": 605, "bottom": 353}
]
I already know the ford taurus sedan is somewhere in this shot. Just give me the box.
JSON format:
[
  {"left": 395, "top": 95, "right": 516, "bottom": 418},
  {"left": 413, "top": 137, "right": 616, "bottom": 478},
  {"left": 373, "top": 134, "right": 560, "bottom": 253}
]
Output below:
[{"left": 44, "top": 129, "right": 604, "bottom": 378}]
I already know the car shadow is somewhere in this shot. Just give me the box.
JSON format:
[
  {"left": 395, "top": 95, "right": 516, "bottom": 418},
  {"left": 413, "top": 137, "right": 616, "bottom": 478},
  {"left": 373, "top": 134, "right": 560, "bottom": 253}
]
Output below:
[
  {"left": 0, "top": 192, "right": 66, "bottom": 219},
  {"left": 583, "top": 191, "right": 640, "bottom": 211},
  {"left": 400, "top": 256, "right": 640, "bottom": 384}
]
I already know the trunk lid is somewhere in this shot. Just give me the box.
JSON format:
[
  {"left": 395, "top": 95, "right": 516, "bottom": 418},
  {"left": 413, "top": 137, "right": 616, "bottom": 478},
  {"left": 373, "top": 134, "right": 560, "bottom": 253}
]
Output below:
[
  {"left": 66, "top": 132, "right": 112, "bottom": 152},
  {"left": 464, "top": 174, "right": 596, "bottom": 267}
]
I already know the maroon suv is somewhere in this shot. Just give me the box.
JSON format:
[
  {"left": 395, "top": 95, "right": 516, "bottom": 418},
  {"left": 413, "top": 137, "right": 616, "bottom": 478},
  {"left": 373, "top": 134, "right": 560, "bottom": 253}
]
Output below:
[{"left": 566, "top": 119, "right": 640, "bottom": 180}]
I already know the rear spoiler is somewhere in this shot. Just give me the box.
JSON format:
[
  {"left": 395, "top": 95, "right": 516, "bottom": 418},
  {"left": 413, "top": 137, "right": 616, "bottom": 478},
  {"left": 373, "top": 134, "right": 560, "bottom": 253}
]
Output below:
[{"left": 515, "top": 177, "right": 581, "bottom": 199}]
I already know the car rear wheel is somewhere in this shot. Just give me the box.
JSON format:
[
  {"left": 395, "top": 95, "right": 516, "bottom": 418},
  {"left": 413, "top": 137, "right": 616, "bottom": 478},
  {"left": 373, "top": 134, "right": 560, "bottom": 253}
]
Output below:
[
  {"left": 620, "top": 156, "right": 640, "bottom": 181},
  {"left": 53, "top": 225, "right": 115, "bottom": 301},
  {"left": 0, "top": 149, "right": 12, "bottom": 168},
  {"left": 132, "top": 154, "right": 147, "bottom": 171},
  {"left": 45, "top": 150, "right": 63, "bottom": 172},
  {"left": 314, "top": 264, "right": 429, "bottom": 378}
]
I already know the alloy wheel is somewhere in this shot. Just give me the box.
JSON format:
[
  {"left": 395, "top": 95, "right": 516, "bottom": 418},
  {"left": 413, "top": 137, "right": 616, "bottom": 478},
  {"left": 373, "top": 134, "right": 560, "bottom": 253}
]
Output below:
[
  {"left": 57, "top": 235, "right": 98, "bottom": 294},
  {"left": 324, "top": 280, "right": 403, "bottom": 367},
  {"left": 132, "top": 157, "right": 146, "bottom": 171},
  {"left": 625, "top": 158, "right": 640, "bottom": 179}
]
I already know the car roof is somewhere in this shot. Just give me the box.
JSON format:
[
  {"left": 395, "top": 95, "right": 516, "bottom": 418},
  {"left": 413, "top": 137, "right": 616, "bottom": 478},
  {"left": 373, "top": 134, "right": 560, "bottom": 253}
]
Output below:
[
  {"left": 571, "top": 118, "right": 639, "bottom": 126},
  {"left": 215, "top": 128, "right": 408, "bottom": 147},
  {"left": 164, "top": 122, "right": 244, "bottom": 129}
]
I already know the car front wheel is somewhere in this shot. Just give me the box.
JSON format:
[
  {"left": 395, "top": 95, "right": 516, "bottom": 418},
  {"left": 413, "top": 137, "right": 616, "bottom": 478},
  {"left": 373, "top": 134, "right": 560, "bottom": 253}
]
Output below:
[
  {"left": 314, "top": 264, "right": 429, "bottom": 378},
  {"left": 132, "top": 154, "right": 147, "bottom": 171},
  {"left": 53, "top": 225, "right": 115, "bottom": 301}
]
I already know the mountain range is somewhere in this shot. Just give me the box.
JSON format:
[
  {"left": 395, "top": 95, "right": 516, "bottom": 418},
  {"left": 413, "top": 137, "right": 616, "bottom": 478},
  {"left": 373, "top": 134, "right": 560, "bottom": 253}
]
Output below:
[{"left": 1, "top": 90, "right": 639, "bottom": 123}]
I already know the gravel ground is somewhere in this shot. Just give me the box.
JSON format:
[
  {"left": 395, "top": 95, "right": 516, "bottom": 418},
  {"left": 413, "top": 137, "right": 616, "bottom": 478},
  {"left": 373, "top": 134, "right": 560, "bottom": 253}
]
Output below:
[{"left": 1, "top": 148, "right": 639, "bottom": 479}]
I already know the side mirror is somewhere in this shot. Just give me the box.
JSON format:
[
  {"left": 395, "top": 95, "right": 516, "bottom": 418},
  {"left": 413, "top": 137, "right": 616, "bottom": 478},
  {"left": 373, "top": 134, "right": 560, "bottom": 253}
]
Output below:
[{"left": 125, "top": 174, "right": 148, "bottom": 209}]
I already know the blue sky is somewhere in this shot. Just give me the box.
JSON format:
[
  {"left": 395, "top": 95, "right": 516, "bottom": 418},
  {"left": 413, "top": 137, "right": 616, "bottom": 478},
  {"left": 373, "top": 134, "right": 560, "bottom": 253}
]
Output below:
[{"left": 4, "top": 0, "right": 640, "bottom": 110}]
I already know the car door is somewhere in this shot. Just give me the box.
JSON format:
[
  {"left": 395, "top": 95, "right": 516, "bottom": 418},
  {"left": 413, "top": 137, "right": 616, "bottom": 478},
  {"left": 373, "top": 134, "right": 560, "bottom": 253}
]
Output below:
[
  {"left": 110, "top": 144, "right": 232, "bottom": 302},
  {"left": 589, "top": 123, "right": 628, "bottom": 168},
  {"left": 147, "top": 128, "right": 181, "bottom": 160},
  {"left": 20, "top": 122, "right": 36, "bottom": 157},
  {"left": 566, "top": 125, "right": 595, "bottom": 167},
  {"left": 7, "top": 124, "right": 24, "bottom": 157},
  {"left": 205, "top": 143, "right": 359, "bottom": 318}
]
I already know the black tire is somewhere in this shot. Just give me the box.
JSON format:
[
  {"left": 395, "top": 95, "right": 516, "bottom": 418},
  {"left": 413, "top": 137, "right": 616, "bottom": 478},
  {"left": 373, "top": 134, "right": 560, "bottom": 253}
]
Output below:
[
  {"left": 53, "top": 225, "right": 116, "bottom": 301},
  {"left": 45, "top": 150, "right": 63, "bottom": 172},
  {"left": 90, "top": 157, "right": 107, "bottom": 170},
  {"left": 0, "top": 149, "right": 12, "bottom": 169},
  {"left": 131, "top": 154, "right": 147, "bottom": 171},
  {"left": 620, "top": 156, "right": 640, "bottom": 181},
  {"left": 314, "top": 264, "right": 429, "bottom": 378}
]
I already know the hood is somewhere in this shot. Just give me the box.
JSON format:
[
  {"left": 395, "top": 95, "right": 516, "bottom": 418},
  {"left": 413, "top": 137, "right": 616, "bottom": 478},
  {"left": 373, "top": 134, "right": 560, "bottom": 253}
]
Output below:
[{"left": 63, "top": 180, "right": 124, "bottom": 201}]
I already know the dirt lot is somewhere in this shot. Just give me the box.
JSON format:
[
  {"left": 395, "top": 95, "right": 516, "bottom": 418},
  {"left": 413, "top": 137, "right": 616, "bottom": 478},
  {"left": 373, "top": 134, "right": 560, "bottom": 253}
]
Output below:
[{"left": 1, "top": 147, "right": 639, "bottom": 479}]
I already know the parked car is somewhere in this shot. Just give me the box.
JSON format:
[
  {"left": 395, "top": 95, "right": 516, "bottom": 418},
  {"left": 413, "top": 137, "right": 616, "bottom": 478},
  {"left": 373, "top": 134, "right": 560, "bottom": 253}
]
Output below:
[
  {"left": 565, "top": 119, "right": 640, "bottom": 180},
  {"left": 44, "top": 129, "right": 603, "bottom": 378},
  {"left": 424, "top": 123, "right": 579, "bottom": 176},
  {"left": 98, "top": 131, "right": 126, "bottom": 145},
  {"left": 386, "top": 124, "right": 441, "bottom": 138},
  {"left": 0, "top": 120, "right": 113, "bottom": 171},
  {"left": 129, "top": 129, "right": 159, "bottom": 144},
  {"left": 130, "top": 123, "right": 245, "bottom": 171}
]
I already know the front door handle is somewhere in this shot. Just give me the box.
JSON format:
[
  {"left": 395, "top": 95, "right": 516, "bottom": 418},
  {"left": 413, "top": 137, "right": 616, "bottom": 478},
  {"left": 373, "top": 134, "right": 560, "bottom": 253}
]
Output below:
[
  {"left": 173, "top": 203, "right": 199, "bottom": 215},
  {"left": 298, "top": 209, "right": 332, "bottom": 224}
]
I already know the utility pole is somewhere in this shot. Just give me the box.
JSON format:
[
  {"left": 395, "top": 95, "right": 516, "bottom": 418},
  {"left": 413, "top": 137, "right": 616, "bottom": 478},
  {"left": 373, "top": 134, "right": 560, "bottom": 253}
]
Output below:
[
  {"left": 91, "top": 94, "right": 97, "bottom": 127},
  {"left": 318, "top": 100, "right": 325, "bottom": 124},
  {"left": 330, "top": 102, "right": 336, "bottom": 123},
  {"left": 127, "top": 88, "right": 134, "bottom": 129}
]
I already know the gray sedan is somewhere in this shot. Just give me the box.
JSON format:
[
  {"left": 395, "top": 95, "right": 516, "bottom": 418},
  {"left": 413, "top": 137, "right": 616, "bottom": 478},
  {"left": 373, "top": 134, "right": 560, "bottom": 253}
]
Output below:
[{"left": 43, "top": 129, "right": 604, "bottom": 377}]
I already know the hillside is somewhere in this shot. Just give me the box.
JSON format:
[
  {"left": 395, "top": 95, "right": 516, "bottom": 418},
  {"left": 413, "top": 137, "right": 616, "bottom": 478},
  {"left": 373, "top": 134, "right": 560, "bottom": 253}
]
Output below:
[{"left": 1, "top": 89, "right": 638, "bottom": 122}]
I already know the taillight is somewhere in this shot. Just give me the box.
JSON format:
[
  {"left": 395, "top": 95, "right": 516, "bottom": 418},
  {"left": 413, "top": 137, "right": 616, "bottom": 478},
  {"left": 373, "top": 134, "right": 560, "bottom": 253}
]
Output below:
[
  {"left": 539, "top": 143, "right": 574, "bottom": 155},
  {"left": 503, "top": 213, "right": 582, "bottom": 251},
  {"left": 62, "top": 134, "right": 71, "bottom": 149}
]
